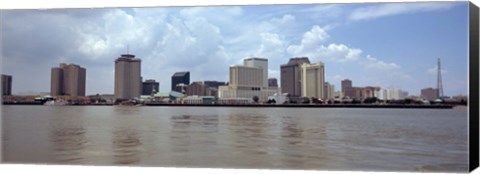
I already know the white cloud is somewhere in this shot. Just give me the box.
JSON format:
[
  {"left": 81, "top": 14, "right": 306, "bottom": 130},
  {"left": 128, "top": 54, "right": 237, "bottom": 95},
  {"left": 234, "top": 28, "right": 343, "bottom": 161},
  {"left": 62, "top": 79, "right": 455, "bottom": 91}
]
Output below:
[
  {"left": 255, "top": 32, "right": 287, "bottom": 60},
  {"left": 427, "top": 65, "right": 448, "bottom": 75},
  {"left": 287, "top": 25, "right": 329, "bottom": 56},
  {"left": 349, "top": 2, "right": 456, "bottom": 21},
  {"left": 317, "top": 44, "right": 362, "bottom": 62},
  {"left": 362, "top": 55, "right": 400, "bottom": 70},
  {"left": 270, "top": 14, "right": 295, "bottom": 26}
]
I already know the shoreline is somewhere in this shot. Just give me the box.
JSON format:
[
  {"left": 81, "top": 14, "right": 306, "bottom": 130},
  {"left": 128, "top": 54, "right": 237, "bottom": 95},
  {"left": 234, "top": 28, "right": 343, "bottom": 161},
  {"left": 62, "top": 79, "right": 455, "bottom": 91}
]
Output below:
[
  {"left": 143, "top": 103, "right": 455, "bottom": 109},
  {"left": 2, "top": 101, "right": 457, "bottom": 109}
]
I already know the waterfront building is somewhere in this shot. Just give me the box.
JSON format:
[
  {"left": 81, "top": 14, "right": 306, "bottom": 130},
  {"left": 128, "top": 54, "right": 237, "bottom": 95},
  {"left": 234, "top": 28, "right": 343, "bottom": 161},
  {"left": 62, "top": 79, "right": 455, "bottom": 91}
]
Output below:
[
  {"left": 142, "top": 79, "right": 159, "bottom": 95},
  {"left": 341, "top": 79, "right": 353, "bottom": 97},
  {"left": 2, "top": 74, "right": 12, "bottom": 96},
  {"left": 171, "top": 71, "right": 190, "bottom": 92},
  {"left": 280, "top": 57, "right": 311, "bottom": 97},
  {"left": 186, "top": 81, "right": 208, "bottom": 96},
  {"left": 341, "top": 79, "right": 382, "bottom": 100},
  {"left": 218, "top": 57, "right": 280, "bottom": 103},
  {"left": 421, "top": 87, "right": 439, "bottom": 101},
  {"left": 114, "top": 54, "right": 141, "bottom": 100},
  {"left": 324, "top": 82, "right": 335, "bottom": 100},
  {"left": 268, "top": 78, "right": 278, "bottom": 88},
  {"left": 174, "top": 83, "right": 188, "bottom": 94},
  {"left": 301, "top": 62, "right": 325, "bottom": 99},
  {"left": 51, "top": 63, "right": 86, "bottom": 96},
  {"left": 378, "top": 87, "right": 408, "bottom": 100}
]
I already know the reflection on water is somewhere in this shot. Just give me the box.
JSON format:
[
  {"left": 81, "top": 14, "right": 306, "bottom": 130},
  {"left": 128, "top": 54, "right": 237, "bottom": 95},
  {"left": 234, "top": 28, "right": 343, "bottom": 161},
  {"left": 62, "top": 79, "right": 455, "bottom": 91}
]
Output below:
[
  {"left": 47, "top": 107, "right": 88, "bottom": 164},
  {"left": 112, "top": 129, "right": 141, "bottom": 165},
  {"left": 168, "top": 114, "right": 219, "bottom": 165},
  {"left": 1, "top": 106, "right": 469, "bottom": 172},
  {"left": 49, "top": 127, "right": 87, "bottom": 163}
]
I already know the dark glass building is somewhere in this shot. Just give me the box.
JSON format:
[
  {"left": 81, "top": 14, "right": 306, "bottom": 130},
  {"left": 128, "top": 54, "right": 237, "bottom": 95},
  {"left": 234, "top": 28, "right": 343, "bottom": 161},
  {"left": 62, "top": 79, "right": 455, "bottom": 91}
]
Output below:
[
  {"left": 171, "top": 71, "right": 190, "bottom": 92},
  {"left": 280, "top": 57, "right": 310, "bottom": 97},
  {"left": 142, "top": 79, "right": 159, "bottom": 95},
  {"left": 2, "top": 74, "right": 12, "bottom": 96},
  {"left": 204, "top": 80, "right": 227, "bottom": 89}
]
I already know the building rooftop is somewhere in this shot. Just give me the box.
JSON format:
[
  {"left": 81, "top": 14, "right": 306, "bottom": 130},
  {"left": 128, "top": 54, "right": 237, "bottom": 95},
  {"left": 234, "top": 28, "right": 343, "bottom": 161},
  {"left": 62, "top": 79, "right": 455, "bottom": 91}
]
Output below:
[
  {"left": 286, "top": 57, "right": 311, "bottom": 65},
  {"left": 244, "top": 57, "right": 268, "bottom": 61},
  {"left": 144, "top": 79, "right": 158, "bottom": 83},
  {"left": 121, "top": 54, "right": 136, "bottom": 58},
  {"left": 172, "top": 71, "right": 190, "bottom": 77},
  {"left": 115, "top": 54, "right": 141, "bottom": 62},
  {"left": 230, "top": 65, "right": 262, "bottom": 69}
]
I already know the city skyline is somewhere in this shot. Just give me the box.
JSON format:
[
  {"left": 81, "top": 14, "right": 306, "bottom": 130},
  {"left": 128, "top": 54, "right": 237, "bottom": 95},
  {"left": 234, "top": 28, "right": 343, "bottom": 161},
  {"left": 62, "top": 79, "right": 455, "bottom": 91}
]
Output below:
[{"left": 1, "top": 2, "right": 469, "bottom": 96}]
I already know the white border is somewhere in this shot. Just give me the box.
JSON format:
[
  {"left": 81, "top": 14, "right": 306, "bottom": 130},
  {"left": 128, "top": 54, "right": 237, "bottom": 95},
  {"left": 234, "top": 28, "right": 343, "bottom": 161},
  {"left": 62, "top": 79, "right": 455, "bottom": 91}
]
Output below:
[{"left": 1, "top": 0, "right": 479, "bottom": 174}]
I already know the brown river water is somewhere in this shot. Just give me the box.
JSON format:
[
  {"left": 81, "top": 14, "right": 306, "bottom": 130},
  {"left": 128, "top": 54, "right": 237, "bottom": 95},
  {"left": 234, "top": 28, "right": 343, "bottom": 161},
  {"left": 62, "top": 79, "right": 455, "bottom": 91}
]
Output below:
[{"left": 1, "top": 105, "right": 468, "bottom": 172}]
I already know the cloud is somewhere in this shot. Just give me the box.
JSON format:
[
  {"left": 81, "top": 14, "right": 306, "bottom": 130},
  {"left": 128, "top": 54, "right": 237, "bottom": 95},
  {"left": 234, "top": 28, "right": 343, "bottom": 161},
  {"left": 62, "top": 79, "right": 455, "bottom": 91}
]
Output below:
[
  {"left": 362, "top": 55, "right": 400, "bottom": 70},
  {"left": 317, "top": 44, "right": 363, "bottom": 62},
  {"left": 286, "top": 25, "right": 330, "bottom": 57},
  {"left": 270, "top": 14, "right": 295, "bottom": 26},
  {"left": 427, "top": 65, "right": 448, "bottom": 75},
  {"left": 349, "top": 2, "right": 456, "bottom": 21}
]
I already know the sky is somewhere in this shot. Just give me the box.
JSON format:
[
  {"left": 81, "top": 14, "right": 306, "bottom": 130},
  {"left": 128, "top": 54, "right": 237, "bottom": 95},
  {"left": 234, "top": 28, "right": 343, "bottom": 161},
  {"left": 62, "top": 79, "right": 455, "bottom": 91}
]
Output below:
[{"left": 0, "top": 1, "right": 470, "bottom": 96}]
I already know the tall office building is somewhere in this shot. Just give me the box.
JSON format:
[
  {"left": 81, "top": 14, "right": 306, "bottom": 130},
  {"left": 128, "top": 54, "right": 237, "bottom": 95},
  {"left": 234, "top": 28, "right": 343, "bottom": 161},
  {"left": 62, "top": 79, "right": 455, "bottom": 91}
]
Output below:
[
  {"left": 171, "top": 71, "right": 190, "bottom": 92},
  {"left": 114, "top": 54, "right": 141, "bottom": 100},
  {"left": 142, "top": 79, "right": 159, "bottom": 95},
  {"left": 229, "top": 65, "right": 263, "bottom": 87},
  {"left": 219, "top": 58, "right": 279, "bottom": 102},
  {"left": 51, "top": 63, "right": 86, "bottom": 96},
  {"left": 2, "top": 74, "right": 12, "bottom": 96},
  {"left": 301, "top": 62, "right": 325, "bottom": 99},
  {"left": 243, "top": 57, "right": 268, "bottom": 87},
  {"left": 280, "top": 57, "right": 310, "bottom": 97},
  {"left": 341, "top": 79, "right": 352, "bottom": 95}
]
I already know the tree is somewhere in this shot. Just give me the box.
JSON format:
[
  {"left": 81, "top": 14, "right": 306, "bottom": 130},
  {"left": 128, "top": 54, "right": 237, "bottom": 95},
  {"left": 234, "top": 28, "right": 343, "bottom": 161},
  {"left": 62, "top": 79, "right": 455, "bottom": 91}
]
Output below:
[
  {"left": 252, "top": 96, "right": 259, "bottom": 103},
  {"left": 363, "top": 97, "right": 378, "bottom": 104}
]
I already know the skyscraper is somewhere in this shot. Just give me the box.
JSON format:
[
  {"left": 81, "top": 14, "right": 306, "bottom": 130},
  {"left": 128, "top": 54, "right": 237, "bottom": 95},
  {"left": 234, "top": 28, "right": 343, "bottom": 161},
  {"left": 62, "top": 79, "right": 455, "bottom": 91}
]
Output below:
[
  {"left": 243, "top": 57, "right": 268, "bottom": 87},
  {"left": 142, "top": 79, "right": 159, "bottom": 95},
  {"left": 229, "top": 65, "right": 263, "bottom": 87},
  {"left": 171, "top": 71, "right": 190, "bottom": 92},
  {"left": 50, "top": 63, "right": 86, "bottom": 96},
  {"left": 114, "top": 54, "right": 141, "bottom": 100},
  {"left": 280, "top": 57, "right": 310, "bottom": 97},
  {"left": 2, "top": 74, "right": 12, "bottom": 96},
  {"left": 341, "top": 79, "right": 353, "bottom": 98},
  {"left": 301, "top": 62, "right": 325, "bottom": 99},
  {"left": 218, "top": 57, "right": 279, "bottom": 102}
]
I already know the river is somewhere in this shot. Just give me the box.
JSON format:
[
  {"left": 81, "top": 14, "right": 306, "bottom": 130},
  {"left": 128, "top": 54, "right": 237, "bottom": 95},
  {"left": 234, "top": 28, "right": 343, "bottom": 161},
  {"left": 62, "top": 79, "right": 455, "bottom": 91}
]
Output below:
[{"left": 1, "top": 105, "right": 469, "bottom": 172}]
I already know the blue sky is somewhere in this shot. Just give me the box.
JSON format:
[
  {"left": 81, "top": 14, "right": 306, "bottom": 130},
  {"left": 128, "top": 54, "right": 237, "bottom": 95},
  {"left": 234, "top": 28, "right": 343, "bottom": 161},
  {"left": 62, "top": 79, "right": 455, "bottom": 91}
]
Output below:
[{"left": 1, "top": 1, "right": 469, "bottom": 96}]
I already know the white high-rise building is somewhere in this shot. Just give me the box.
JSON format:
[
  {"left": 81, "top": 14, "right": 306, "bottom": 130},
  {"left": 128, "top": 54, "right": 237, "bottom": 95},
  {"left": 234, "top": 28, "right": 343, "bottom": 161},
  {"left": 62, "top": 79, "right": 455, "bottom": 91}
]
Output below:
[
  {"left": 301, "top": 62, "right": 325, "bottom": 99},
  {"left": 219, "top": 57, "right": 279, "bottom": 102},
  {"left": 229, "top": 65, "right": 263, "bottom": 87},
  {"left": 114, "top": 54, "right": 142, "bottom": 100},
  {"left": 243, "top": 57, "right": 268, "bottom": 87}
]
